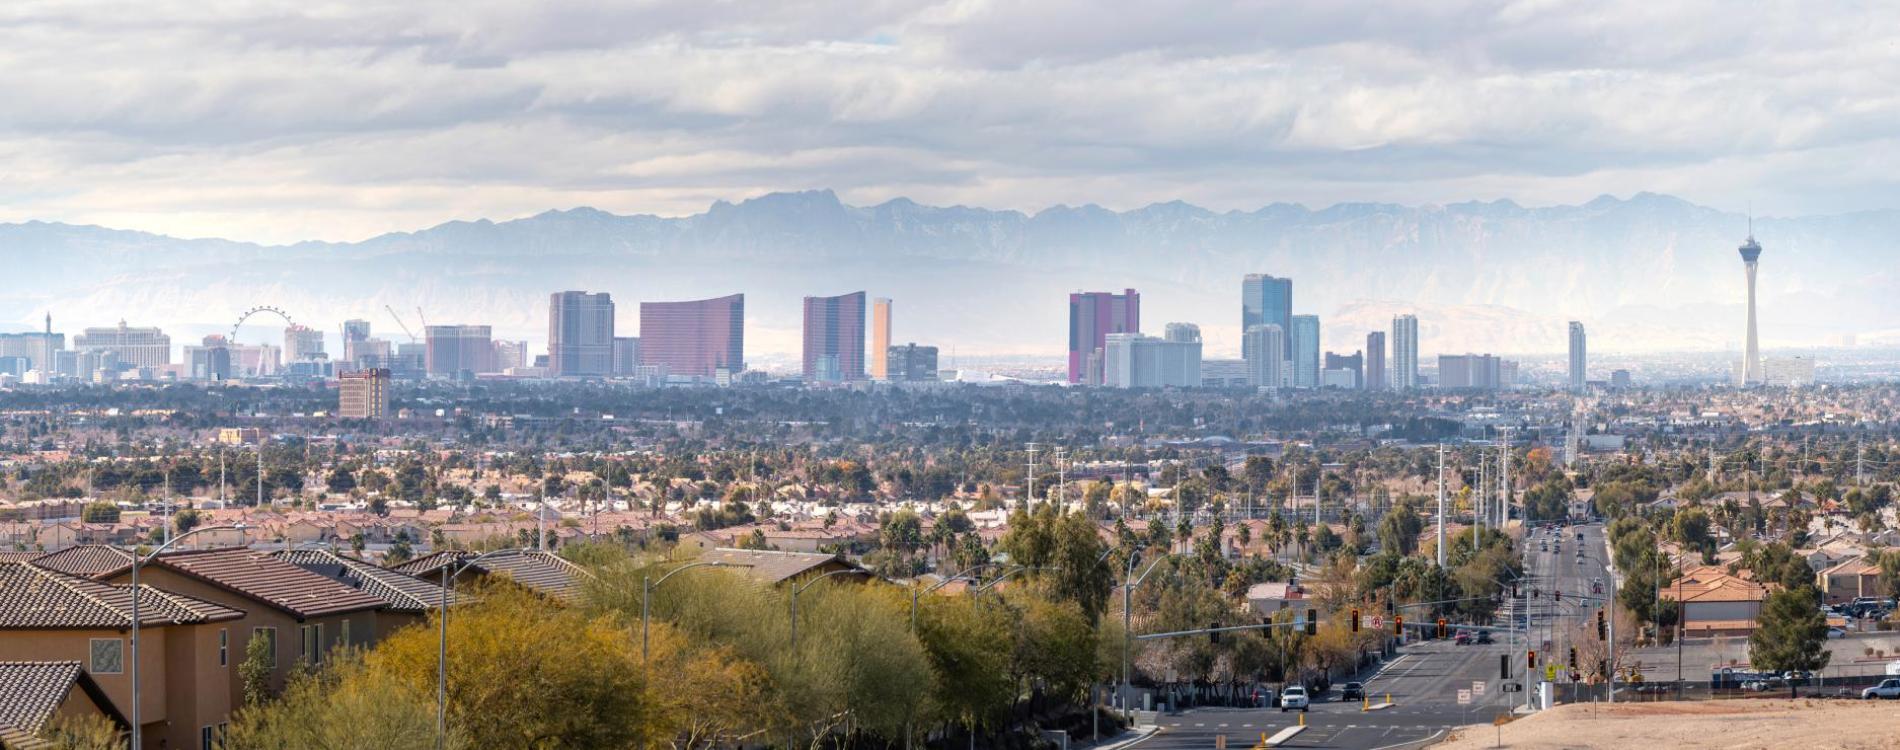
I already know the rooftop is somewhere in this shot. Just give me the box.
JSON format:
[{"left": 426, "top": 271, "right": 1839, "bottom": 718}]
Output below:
[{"left": 0, "top": 562, "right": 243, "bottom": 629}]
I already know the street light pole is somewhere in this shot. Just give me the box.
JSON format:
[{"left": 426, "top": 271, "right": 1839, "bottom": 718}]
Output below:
[
  {"left": 435, "top": 548, "right": 527, "bottom": 750},
  {"left": 789, "top": 569, "right": 867, "bottom": 649},
  {"left": 130, "top": 524, "right": 246, "bottom": 750},
  {"left": 642, "top": 561, "right": 741, "bottom": 661}
]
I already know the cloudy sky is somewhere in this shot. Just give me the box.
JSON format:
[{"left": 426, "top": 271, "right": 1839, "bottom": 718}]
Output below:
[{"left": 3, "top": 0, "right": 1896, "bottom": 244}]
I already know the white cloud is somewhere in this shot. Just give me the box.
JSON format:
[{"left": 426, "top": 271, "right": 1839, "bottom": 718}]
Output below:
[{"left": 0, "top": 0, "right": 1896, "bottom": 242}]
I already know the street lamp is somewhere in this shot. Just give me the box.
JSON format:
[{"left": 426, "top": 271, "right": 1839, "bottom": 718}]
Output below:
[
  {"left": 909, "top": 563, "right": 1006, "bottom": 631},
  {"left": 129, "top": 523, "right": 247, "bottom": 750},
  {"left": 789, "top": 569, "right": 868, "bottom": 649},
  {"left": 1120, "top": 554, "right": 1165, "bottom": 710},
  {"left": 435, "top": 547, "right": 528, "bottom": 750},
  {"left": 642, "top": 561, "right": 742, "bottom": 661}
]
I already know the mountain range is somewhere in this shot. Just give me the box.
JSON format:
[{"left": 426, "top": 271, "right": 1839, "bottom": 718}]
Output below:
[{"left": 3, "top": 190, "right": 1894, "bottom": 368}]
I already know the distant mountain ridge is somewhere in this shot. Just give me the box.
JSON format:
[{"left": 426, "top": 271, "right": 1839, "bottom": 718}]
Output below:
[{"left": 2, "top": 191, "right": 1894, "bottom": 363}]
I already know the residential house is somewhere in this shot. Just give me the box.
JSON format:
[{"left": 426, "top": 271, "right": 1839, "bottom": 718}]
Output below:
[
  {"left": 1245, "top": 581, "right": 1308, "bottom": 617},
  {"left": 272, "top": 549, "right": 458, "bottom": 639},
  {"left": 0, "top": 661, "right": 129, "bottom": 748},
  {"left": 389, "top": 550, "right": 591, "bottom": 601},
  {"left": 1817, "top": 557, "right": 1883, "bottom": 606},
  {"left": 96, "top": 549, "right": 387, "bottom": 712},
  {"left": 1667, "top": 565, "right": 1770, "bottom": 636},
  {"left": 692, "top": 548, "right": 871, "bottom": 587},
  {"left": 0, "top": 562, "right": 242, "bottom": 750}
]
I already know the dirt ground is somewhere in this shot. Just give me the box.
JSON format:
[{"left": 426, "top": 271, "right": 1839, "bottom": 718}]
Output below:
[{"left": 1431, "top": 699, "right": 1900, "bottom": 749}]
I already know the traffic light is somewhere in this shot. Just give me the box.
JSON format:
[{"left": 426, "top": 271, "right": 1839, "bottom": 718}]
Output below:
[
  {"left": 1436, "top": 618, "right": 1447, "bottom": 638},
  {"left": 1393, "top": 615, "right": 1404, "bottom": 636},
  {"left": 1499, "top": 653, "right": 1509, "bottom": 679},
  {"left": 1598, "top": 660, "right": 1608, "bottom": 677},
  {"left": 1554, "top": 590, "right": 1562, "bottom": 602},
  {"left": 1527, "top": 650, "right": 1537, "bottom": 668},
  {"left": 1351, "top": 608, "right": 1361, "bottom": 633},
  {"left": 1305, "top": 608, "right": 1318, "bottom": 636},
  {"left": 1596, "top": 610, "right": 1607, "bottom": 641},
  {"left": 1511, "top": 583, "right": 1520, "bottom": 598},
  {"left": 1209, "top": 622, "right": 1221, "bottom": 645},
  {"left": 1531, "top": 587, "right": 1540, "bottom": 599},
  {"left": 1569, "top": 646, "right": 1577, "bottom": 669}
]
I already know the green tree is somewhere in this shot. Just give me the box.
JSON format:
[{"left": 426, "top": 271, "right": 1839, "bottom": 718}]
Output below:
[
  {"left": 1748, "top": 586, "right": 1831, "bottom": 677},
  {"left": 240, "top": 630, "right": 276, "bottom": 705},
  {"left": 222, "top": 652, "right": 452, "bottom": 750}
]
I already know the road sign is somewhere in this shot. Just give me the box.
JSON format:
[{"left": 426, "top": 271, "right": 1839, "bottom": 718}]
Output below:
[
  {"left": 1457, "top": 689, "right": 1472, "bottom": 705},
  {"left": 1472, "top": 681, "right": 1487, "bottom": 696},
  {"left": 1544, "top": 664, "right": 1556, "bottom": 681},
  {"left": 1371, "top": 615, "right": 1385, "bottom": 630},
  {"left": 1502, "top": 682, "right": 1523, "bottom": 693}
]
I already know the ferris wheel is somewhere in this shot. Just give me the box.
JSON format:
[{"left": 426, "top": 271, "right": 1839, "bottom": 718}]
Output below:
[{"left": 229, "top": 305, "right": 296, "bottom": 345}]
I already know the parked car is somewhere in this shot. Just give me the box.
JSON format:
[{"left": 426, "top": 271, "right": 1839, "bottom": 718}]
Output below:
[
  {"left": 1341, "top": 682, "right": 1365, "bottom": 701},
  {"left": 1782, "top": 671, "right": 1815, "bottom": 686},
  {"left": 1826, "top": 627, "right": 1847, "bottom": 639},
  {"left": 1859, "top": 678, "right": 1900, "bottom": 699},
  {"left": 1280, "top": 686, "right": 1310, "bottom": 712}
]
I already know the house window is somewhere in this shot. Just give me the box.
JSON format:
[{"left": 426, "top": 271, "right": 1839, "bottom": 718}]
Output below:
[
  {"left": 253, "top": 627, "right": 278, "bottom": 669},
  {"left": 89, "top": 638, "right": 124, "bottom": 674},
  {"left": 299, "top": 623, "right": 324, "bottom": 664},
  {"left": 202, "top": 725, "right": 214, "bottom": 750},
  {"left": 340, "top": 619, "right": 351, "bottom": 648},
  {"left": 218, "top": 628, "right": 229, "bottom": 667}
]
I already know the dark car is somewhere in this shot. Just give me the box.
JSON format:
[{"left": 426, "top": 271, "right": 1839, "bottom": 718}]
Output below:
[
  {"left": 1476, "top": 631, "right": 1494, "bottom": 645},
  {"left": 1341, "top": 682, "right": 1365, "bottom": 701}
]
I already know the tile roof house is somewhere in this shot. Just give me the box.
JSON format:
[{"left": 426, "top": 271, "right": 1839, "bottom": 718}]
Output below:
[
  {"left": 28, "top": 546, "right": 135, "bottom": 579},
  {"left": 1816, "top": 556, "right": 1883, "bottom": 606},
  {"left": 0, "top": 563, "right": 240, "bottom": 750},
  {"left": 390, "top": 550, "right": 591, "bottom": 601},
  {"left": 273, "top": 549, "right": 459, "bottom": 625},
  {"left": 693, "top": 548, "right": 872, "bottom": 587},
  {"left": 98, "top": 549, "right": 389, "bottom": 717},
  {"left": 1666, "top": 565, "right": 1771, "bottom": 636},
  {"left": 0, "top": 661, "right": 127, "bottom": 749}
]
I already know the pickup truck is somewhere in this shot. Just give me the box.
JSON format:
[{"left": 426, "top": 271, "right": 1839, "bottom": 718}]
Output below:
[{"left": 1863, "top": 678, "right": 1900, "bottom": 699}]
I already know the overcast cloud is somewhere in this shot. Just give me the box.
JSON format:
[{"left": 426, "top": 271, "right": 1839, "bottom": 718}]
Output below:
[{"left": 2, "top": 0, "right": 1896, "bottom": 243}]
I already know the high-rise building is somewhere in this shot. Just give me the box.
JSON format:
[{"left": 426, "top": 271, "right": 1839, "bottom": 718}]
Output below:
[
  {"left": 1391, "top": 314, "right": 1419, "bottom": 390},
  {"left": 612, "top": 337, "right": 641, "bottom": 376},
  {"left": 887, "top": 343, "right": 939, "bottom": 382},
  {"left": 1242, "top": 274, "right": 1293, "bottom": 360},
  {"left": 341, "top": 319, "right": 372, "bottom": 363},
  {"left": 870, "top": 297, "right": 892, "bottom": 381},
  {"left": 1439, "top": 354, "right": 1505, "bottom": 390},
  {"left": 74, "top": 321, "right": 170, "bottom": 368},
  {"left": 1243, "top": 324, "right": 1285, "bottom": 388},
  {"left": 1067, "top": 289, "right": 1140, "bottom": 384},
  {"left": 1323, "top": 351, "right": 1364, "bottom": 388},
  {"left": 1365, "top": 331, "right": 1387, "bottom": 390},
  {"left": 1102, "top": 331, "right": 1201, "bottom": 388},
  {"left": 1610, "top": 369, "right": 1632, "bottom": 388},
  {"left": 1568, "top": 321, "right": 1587, "bottom": 393},
  {"left": 493, "top": 340, "right": 528, "bottom": 371},
  {"left": 425, "top": 325, "right": 496, "bottom": 377},
  {"left": 639, "top": 293, "right": 745, "bottom": 379},
  {"left": 1290, "top": 315, "right": 1320, "bottom": 388},
  {"left": 0, "top": 331, "right": 63, "bottom": 373},
  {"left": 1164, "top": 322, "right": 1201, "bottom": 344},
  {"left": 1737, "top": 232, "right": 1764, "bottom": 386},
  {"left": 548, "top": 291, "right": 615, "bottom": 377},
  {"left": 284, "top": 325, "right": 326, "bottom": 363},
  {"left": 185, "top": 335, "right": 232, "bottom": 381},
  {"left": 1763, "top": 356, "right": 1814, "bottom": 386},
  {"left": 1200, "top": 359, "right": 1251, "bottom": 388},
  {"left": 803, "top": 291, "right": 867, "bottom": 383},
  {"left": 338, "top": 368, "right": 391, "bottom": 419}
]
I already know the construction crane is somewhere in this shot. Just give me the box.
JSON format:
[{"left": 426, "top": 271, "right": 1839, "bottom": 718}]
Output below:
[{"left": 384, "top": 305, "right": 419, "bottom": 343}]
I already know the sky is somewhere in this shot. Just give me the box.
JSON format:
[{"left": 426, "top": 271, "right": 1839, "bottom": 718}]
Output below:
[{"left": 3, "top": 0, "right": 1898, "bottom": 244}]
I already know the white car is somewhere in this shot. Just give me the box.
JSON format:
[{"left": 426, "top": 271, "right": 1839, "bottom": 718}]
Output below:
[
  {"left": 1861, "top": 678, "right": 1900, "bottom": 699},
  {"left": 1279, "top": 686, "right": 1310, "bottom": 712}
]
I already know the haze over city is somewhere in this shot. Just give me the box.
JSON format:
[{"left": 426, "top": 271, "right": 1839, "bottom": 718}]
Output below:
[{"left": 0, "top": 3, "right": 1898, "bottom": 750}]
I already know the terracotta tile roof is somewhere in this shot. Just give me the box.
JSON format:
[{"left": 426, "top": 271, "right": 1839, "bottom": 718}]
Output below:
[
  {"left": 0, "top": 552, "right": 38, "bottom": 563},
  {"left": 695, "top": 548, "right": 870, "bottom": 586},
  {"left": 388, "top": 550, "right": 590, "bottom": 601},
  {"left": 273, "top": 549, "right": 457, "bottom": 613},
  {"left": 0, "top": 562, "right": 243, "bottom": 629},
  {"left": 388, "top": 551, "right": 461, "bottom": 578},
  {"left": 1680, "top": 576, "right": 1768, "bottom": 604},
  {"left": 28, "top": 545, "right": 134, "bottom": 578},
  {"left": 0, "top": 661, "right": 126, "bottom": 744},
  {"left": 149, "top": 548, "right": 386, "bottom": 620}
]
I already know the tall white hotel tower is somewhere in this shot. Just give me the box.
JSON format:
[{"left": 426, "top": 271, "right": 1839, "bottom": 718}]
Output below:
[{"left": 1736, "top": 230, "right": 1764, "bottom": 386}]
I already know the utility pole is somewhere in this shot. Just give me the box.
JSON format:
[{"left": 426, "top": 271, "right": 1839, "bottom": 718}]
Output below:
[
  {"left": 1026, "top": 443, "right": 1039, "bottom": 508},
  {"left": 1500, "top": 429, "right": 1512, "bottom": 529},
  {"left": 1857, "top": 440, "right": 1866, "bottom": 487},
  {"left": 257, "top": 442, "right": 265, "bottom": 508},
  {"left": 1475, "top": 452, "right": 1485, "bottom": 540},
  {"left": 1436, "top": 444, "right": 1447, "bottom": 567},
  {"left": 1055, "top": 448, "right": 1068, "bottom": 512}
]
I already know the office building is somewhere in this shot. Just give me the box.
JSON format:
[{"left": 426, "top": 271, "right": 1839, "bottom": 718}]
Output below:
[
  {"left": 1365, "top": 331, "right": 1387, "bottom": 390},
  {"left": 802, "top": 291, "right": 866, "bottom": 383},
  {"left": 425, "top": 325, "right": 495, "bottom": 377},
  {"left": 639, "top": 293, "right": 745, "bottom": 379},
  {"left": 612, "top": 337, "right": 641, "bottom": 376},
  {"left": 1242, "top": 274, "right": 1293, "bottom": 360},
  {"left": 1323, "top": 351, "right": 1364, "bottom": 388},
  {"left": 1201, "top": 359, "right": 1250, "bottom": 388},
  {"left": 341, "top": 319, "right": 372, "bottom": 362},
  {"left": 1500, "top": 360, "right": 1519, "bottom": 389},
  {"left": 1068, "top": 289, "right": 1140, "bottom": 384},
  {"left": 228, "top": 343, "right": 280, "bottom": 378},
  {"left": 1320, "top": 368, "right": 1357, "bottom": 389},
  {"left": 0, "top": 316, "right": 63, "bottom": 373},
  {"left": 284, "top": 325, "right": 326, "bottom": 362},
  {"left": 1391, "top": 315, "right": 1419, "bottom": 389},
  {"left": 1763, "top": 356, "right": 1815, "bottom": 387},
  {"left": 338, "top": 368, "right": 392, "bottom": 419},
  {"left": 1568, "top": 321, "right": 1587, "bottom": 392},
  {"left": 74, "top": 321, "right": 170, "bottom": 368},
  {"left": 1737, "top": 232, "right": 1764, "bottom": 386},
  {"left": 1439, "top": 354, "right": 1505, "bottom": 390},
  {"left": 1610, "top": 369, "right": 1632, "bottom": 388},
  {"left": 185, "top": 336, "right": 232, "bottom": 381},
  {"left": 1164, "top": 322, "right": 1201, "bottom": 344},
  {"left": 548, "top": 291, "right": 615, "bottom": 377},
  {"left": 887, "top": 343, "right": 939, "bottom": 382},
  {"left": 870, "top": 298, "right": 892, "bottom": 380},
  {"left": 1290, "top": 315, "right": 1320, "bottom": 388},
  {"left": 1243, "top": 324, "right": 1285, "bottom": 388},
  {"left": 1102, "top": 332, "right": 1201, "bottom": 389}
]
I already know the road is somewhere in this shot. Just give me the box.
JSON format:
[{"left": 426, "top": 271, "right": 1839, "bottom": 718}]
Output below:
[{"left": 1130, "top": 521, "right": 1612, "bottom": 749}]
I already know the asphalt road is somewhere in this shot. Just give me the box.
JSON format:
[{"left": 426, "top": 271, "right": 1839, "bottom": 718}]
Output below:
[{"left": 1131, "top": 522, "right": 1612, "bottom": 750}]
